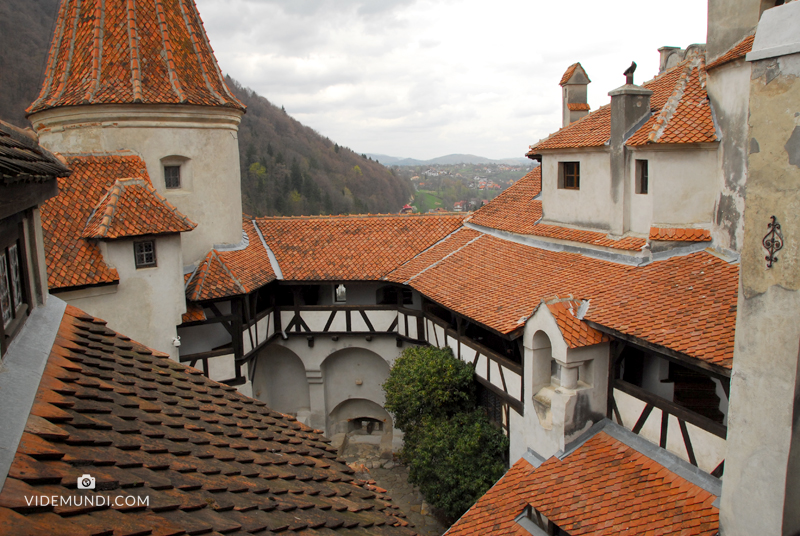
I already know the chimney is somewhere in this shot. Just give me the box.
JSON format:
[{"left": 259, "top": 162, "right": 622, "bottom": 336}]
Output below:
[
  {"left": 559, "top": 63, "right": 591, "bottom": 127},
  {"left": 608, "top": 63, "right": 652, "bottom": 148},
  {"left": 657, "top": 46, "right": 684, "bottom": 73},
  {"left": 607, "top": 62, "right": 653, "bottom": 236}
]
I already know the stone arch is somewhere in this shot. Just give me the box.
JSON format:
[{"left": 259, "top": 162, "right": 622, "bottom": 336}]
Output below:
[
  {"left": 320, "top": 347, "right": 391, "bottom": 433},
  {"left": 251, "top": 345, "right": 310, "bottom": 417},
  {"left": 328, "top": 398, "right": 393, "bottom": 436}
]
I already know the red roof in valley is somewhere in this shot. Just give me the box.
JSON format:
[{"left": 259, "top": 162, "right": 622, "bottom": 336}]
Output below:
[
  {"left": 0, "top": 305, "right": 417, "bottom": 535},
  {"left": 28, "top": 0, "right": 244, "bottom": 114},
  {"left": 468, "top": 168, "right": 543, "bottom": 233}
]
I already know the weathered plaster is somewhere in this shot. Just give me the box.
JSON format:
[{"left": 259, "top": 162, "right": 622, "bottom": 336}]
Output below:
[{"left": 56, "top": 234, "right": 186, "bottom": 360}]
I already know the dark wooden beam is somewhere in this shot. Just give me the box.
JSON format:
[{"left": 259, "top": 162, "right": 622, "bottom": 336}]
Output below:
[{"left": 615, "top": 379, "right": 728, "bottom": 439}]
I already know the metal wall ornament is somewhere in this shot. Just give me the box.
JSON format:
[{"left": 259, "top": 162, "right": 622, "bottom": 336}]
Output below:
[{"left": 762, "top": 215, "right": 784, "bottom": 268}]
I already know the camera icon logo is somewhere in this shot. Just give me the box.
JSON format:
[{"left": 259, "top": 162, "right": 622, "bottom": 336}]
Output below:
[{"left": 77, "top": 474, "right": 95, "bottom": 490}]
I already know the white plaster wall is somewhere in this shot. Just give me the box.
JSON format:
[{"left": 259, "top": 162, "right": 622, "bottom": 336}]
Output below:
[
  {"left": 540, "top": 150, "right": 614, "bottom": 230},
  {"left": 647, "top": 147, "right": 719, "bottom": 227},
  {"left": 707, "top": 63, "right": 751, "bottom": 252},
  {"left": 252, "top": 345, "right": 311, "bottom": 416},
  {"left": 519, "top": 307, "right": 610, "bottom": 459},
  {"left": 264, "top": 334, "right": 405, "bottom": 433},
  {"left": 626, "top": 152, "right": 654, "bottom": 234},
  {"left": 30, "top": 104, "right": 244, "bottom": 266},
  {"left": 321, "top": 348, "right": 391, "bottom": 433},
  {"left": 55, "top": 234, "right": 185, "bottom": 360}
]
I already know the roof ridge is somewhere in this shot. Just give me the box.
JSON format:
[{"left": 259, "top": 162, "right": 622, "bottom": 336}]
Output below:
[
  {"left": 402, "top": 231, "right": 484, "bottom": 285},
  {"left": 210, "top": 249, "right": 247, "bottom": 295},
  {"left": 53, "top": 0, "right": 82, "bottom": 103},
  {"left": 82, "top": 180, "right": 127, "bottom": 238},
  {"left": 83, "top": 0, "right": 104, "bottom": 104},
  {"left": 645, "top": 63, "right": 694, "bottom": 143},
  {"left": 126, "top": 0, "right": 144, "bottom": 103},
  {"left": 185, "top": 0, "right": 242, "bottom": 105},
  {"left": 154, "top": 0, "right": 188, "bottom": 103},
  {"left": 177, "top": 0, "right": 225, "bottom": 105},
  {"left": 140, "top": 181, "right": 198, "bottom": 230}
]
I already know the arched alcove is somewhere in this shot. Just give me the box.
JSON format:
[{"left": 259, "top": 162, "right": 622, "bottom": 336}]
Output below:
[
  {"left": 251, "top": 345, "right": 310, "bottom": 416},
  {"left": 321, "top": 347, "right": 391, "bottom": 434}
]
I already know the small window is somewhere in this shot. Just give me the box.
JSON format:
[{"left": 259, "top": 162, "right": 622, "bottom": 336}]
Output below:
[
  {"left": 558, "top": 162, "right": 580, "bottom": 190},
  {"left": 134, "top": 240, "right": 157, "bottom": 268},
  {"left": 334, "top": 284, "right": 347, "bottom": 303},
  {"left": 0, "top": 252, "right": 12, "bottom": 328},
  {"left": 0, "top": 232, "right": 30, "bottom": 356},
  {"left": 635, "top": 160, "right": 649, "bottom": 194},
  {"left": 164, "top": 165, "right": 181, "bottom": 189}
]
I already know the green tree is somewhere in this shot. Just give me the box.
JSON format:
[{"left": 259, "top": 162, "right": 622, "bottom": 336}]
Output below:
[
  {"left": 383, "top": 346, "right": 475, "bottom": 434},
  {"left": 382, "top": 346, "right": 507, "bottom": 520},
  {"left": 291, "top": 158, "right": 303, "bottom": 191},
  {"left": 404, "top": 412, "right": 508, "bottom": 519}
]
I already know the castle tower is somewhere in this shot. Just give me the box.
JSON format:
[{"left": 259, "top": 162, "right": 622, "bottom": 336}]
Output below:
[{"left": 27, "top": 0, "right": 246, "bottom": 266}]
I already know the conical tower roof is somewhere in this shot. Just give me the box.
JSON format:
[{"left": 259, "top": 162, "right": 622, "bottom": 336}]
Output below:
[{"left": 28, "top": 0, "right": 245, "bottom": 115}]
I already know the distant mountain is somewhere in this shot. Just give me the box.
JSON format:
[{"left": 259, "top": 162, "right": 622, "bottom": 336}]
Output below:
[{"left": 367, "top": 153, "right": 532, "bottom": 166}]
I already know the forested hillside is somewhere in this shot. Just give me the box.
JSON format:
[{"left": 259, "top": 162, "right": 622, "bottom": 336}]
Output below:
[
  {"left": 0, "top": 0, "right": 59, "bottom": 127},
  {"left": 228, "top": 79, "right": 411, "bottom": 216},
  {"left": 0, "top": 0, "right": 411, "bottom": 216}
]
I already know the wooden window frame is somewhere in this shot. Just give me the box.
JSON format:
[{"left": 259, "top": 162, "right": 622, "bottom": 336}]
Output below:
[
  {"left": 0, "top": 216, "right": 31, "bottom": 356},
  {"left": 164, "top": 165, "right": 181, "bottom": 189},
  {"left": 635, "top": 159, "right": 649, "bottom": 194},
  {"left": 558, "top": 162, "right": 580, "bottom": 190},
  {"left": 134, "top": 240, "right": 157, "bottom": 269}
]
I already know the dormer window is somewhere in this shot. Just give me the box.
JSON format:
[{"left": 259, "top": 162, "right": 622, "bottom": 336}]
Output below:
[
  {"left": 164, "top": 165, "right": 181, "bottom": 189},
  {"left": 134, "top": 240, "right": 157, "bottom": 268},
  {"left": 559, "top": 162, "right": 580, "bottom": 190},
  {"left": 635, "top": 160, "right": 649, "bottom": 194}
]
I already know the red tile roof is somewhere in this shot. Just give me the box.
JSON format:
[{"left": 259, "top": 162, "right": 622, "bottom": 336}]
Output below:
[
  {"left": 390, "top": 233, "right": 737, "bottom": 369},
  {"left": 467, "top": 168, "right": 542, "bottom": 233},
  {"left": 82, "top": 178, "right": 196, "bottom": 239},
  {"left": 559, "top": 63, "right": 589, "bottom": 85},
  {"left": 388, "top": 227, "right": 483, "bottom": 284},
  {"left": 255, "top": 214, "right": 464, "bottom": 281},
  {"left": 545, "top": 297, "right": 610, "bottom": 349},
  {"left": 181, "top": 302, "right": 206, "bottom": 323},
  {"left": 40, "top": 154, "right": 194, "bottom": 291},
  {"left": 567, "top": 102, "right": 591, "bottom": 111},
  {"left": 586, "top": 251, "right": 738, "bottom": 369},
  {"left": 28, "top": 0, "right": 244, "bottom": 114},
  {"left": 444, "top": 457, "right": 535, "bottom": 536},
  {"left": 530, "top": 58, "right": 716, "bottom": 152},
  {"left": 706, "top": 34, "right": 755, "bottom": 70},
  {"left": 650, "top": 227, "right": 712, "bottom": 242},
  {"left": 627, "top": 64, "right": 717, "bottom": 146},
  {"left": 448, "top": 432, "right": 719, "bottom": 536},
  {"left": 467, "top": 168, "right": 646, "bottom": 252},
  {"left": 528, "top": 432, "right": 719, "bottom": 535},
  {"left": 0, "top": 304, "right": 417, "bottom": 535},
  {"left": 186, "top": 219, "right": 277, "bottom": 301}
]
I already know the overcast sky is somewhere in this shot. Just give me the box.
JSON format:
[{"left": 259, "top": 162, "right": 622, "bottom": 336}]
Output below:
[{"left": 195, "top": 0, "right": 707, "bottom": 160}]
